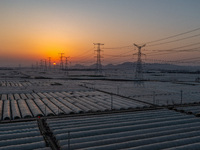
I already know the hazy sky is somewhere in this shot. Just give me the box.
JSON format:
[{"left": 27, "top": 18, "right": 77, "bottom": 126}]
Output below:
[{"left": 0, "top": 0, "right": 200, "bottom": 66}]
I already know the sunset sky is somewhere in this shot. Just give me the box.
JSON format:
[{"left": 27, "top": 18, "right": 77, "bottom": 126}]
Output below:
[{"left": 0, "top": 0, "right": 200, "bottom": 67}]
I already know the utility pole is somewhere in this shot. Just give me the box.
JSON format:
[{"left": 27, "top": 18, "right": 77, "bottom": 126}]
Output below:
[
  {"left": 133, "top": 43, "right": 146, "bottom": 86},
  {"left": 48, "top": 57, "right": 51, "bottom": 70},
  {"left": 59, "top": 53, "right": 65, "bottom": 70},
  {"left": 93, "top": 43, "right": 104, "bottom": 75}
]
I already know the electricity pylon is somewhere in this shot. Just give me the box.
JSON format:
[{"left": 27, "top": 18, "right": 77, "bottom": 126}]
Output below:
[
  {"left": 44, "top": 59, "right": 47, "bottom": 71},
  {"left": 93, "top": 43, "right": 104, "bottom": 75},
  {"left": 65, "top": 56, "right": 70, "bottom": 75},
  {"left": 133, "top": 43, "right": 146, "bottom": 85},
  {"left": 40, "top": 59, "right": 43, "bottom": 70},
  {"left": 58, "top": 53, "right": 65, "bottom": 70},
  {"left": 36, "top": 62, "right": 38, "bottom": 70},
  {"left": 48, "top": 57, "right": 51, "bottom": 70}
]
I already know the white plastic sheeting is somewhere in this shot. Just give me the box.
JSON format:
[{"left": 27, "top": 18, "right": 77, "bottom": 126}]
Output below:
[
  {"left": 0, "top": 81, "right": 31, "bottom": 87},
  {"left": 49, "top": 97, "right": 73, "bottom": 114},
  {"left": 174, "top": 106, "right": 200, "bottom": 116},
  {"left": 20, "top": 93, "right": 27, "bottom": 99},
  {"left": 33, "top": 148, "right": 51, "bottom": 150},
  {"left": 71, "top": 97, "right": 99, "bottom": 112},
  {"left": 0, "top": 141, "right": 46, "bottom": 150},
  {"left": 31, "top": 93, "right": 40, "bottom": 99},
  {"left": 11, "top": 100, "right": 21, "bottom": 119},
  {"left": 0, "top": 121, "right": 47, "bottom": 149},
  {"left": 64, "top": 97, "right": 91, "bottom": 113},
  {"left": 37, "top": 93, "right": 46, "bottom": 99},
  {"left": 54, "top": 92, "right": 65, "bottom": 98},
  {"left": 122, "top": 134, "right": 200, "bottom": 150},
  {"left": 165, "top": 142, "right": 200, "bottom": 150},
  {"left": 0, "top": 122, "right": 38, "bottom": 132},
  {"left": 0, "top": 127, "right": 39, "bottom": 135},
  {"left": 48, "top": 92, "right": 58, "bottom": 98},
  {"left": 13, "top": 94, "right": 21, "bottom": 100},
  {"left": 47, "top": 109, "right": 200, "bottom": 150},
  {"left": 1, "top": 94, "right": 7, "bottom": 100},
  {"left": 0, "top": 90, "right": 151, "bottom": 120},
  {"left": 34, "top": 99, "right": 54, "bottom": 116},
  {"left": 41, "top": 98, "right": 64, "bottom": 115},
  {"left": 25, "top": 93, "right": 34, "bottom": 99},
  {"left": 61, "top": 91, "right": 73, "bottom": 97},
  {"left": 3, "top": 100, "right": 11, "bottom": 120},
  {"left": 56, "top": 97, "right": 83, "bottom": 113},
  {"left": 81, "top": 97, "right": 108, "bottom": 111},
  {"left": 26, "top": 99, "right": 43, "bottom": 117},
  {"left": 0, "top": 101, "right": 3, "bottom": 120},
  {"left": 18, "top": 99, "right": 32, "bottom": 118},
  {"left": 0, "top": 136, "right": 43, "bottom": 147},
  {"left": 8, "top": 94, "right": 14, "bottom": 101},
  {"left": 42, "top": 92, "right": 53, "bottom": 98}
]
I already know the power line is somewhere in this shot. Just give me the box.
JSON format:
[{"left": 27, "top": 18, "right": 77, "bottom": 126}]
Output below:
[
  {"left": 72, "top": 60, "right": 94, "bottom": 64},
  {"left": 145, "top": 27, "right": 200, "bottom": 44},
  {"left": 147, "top": 33, "right": 200, "bottom": 47},
  {"left": 73, "top": 48, "right": 93, "bottom": 58},
  {"left": 103, "top": 45, "right": 132, "bottom": 49},
  {"left": 146, "top": 47, "right": 200, "bottom": 57},
  {"left": 175, "top": 56, "right": 200, "bottom": 62},
  {"left": 72, "top": 48, "right": 133, "bottom": 65},
  {"left": 147, "top": 42, "right": 200, "bottom": 53},
  {"left": 103, "top": 50, "right": 133, "bottom": 62},
  {"left": 73, "top": 53, "right": 94, "bottom": 60},
  {"left": 71, "top": 54, "right": 94, "bottom": 65},
  {"left": 103, "top": 54, "right": 131, "bottom": 57}
]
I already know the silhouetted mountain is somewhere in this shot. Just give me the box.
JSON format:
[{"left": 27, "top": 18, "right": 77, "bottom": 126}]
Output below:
[
  {"left": 144, "top": 63, "right": 199, "bottom": 72},
  {"left": 104, "top": 64, "right": 115, "bottom": 68},
  {"left": 70, "top": 62, "right": 200, "bottom": 72},
  {"left": 71, "top": 64, "right": 86, "bottom": 69}
]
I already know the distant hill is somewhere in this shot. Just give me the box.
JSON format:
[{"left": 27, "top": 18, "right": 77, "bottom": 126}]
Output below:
[
  {"left": 72, "top": 64, "right": 87, "bottom": 69},
  {"left": 70, "top": 62, "right": 200, "bottom": 72}
]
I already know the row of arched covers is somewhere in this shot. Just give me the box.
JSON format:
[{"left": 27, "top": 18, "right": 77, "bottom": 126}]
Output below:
[
  {"left": 0, "top": 121, "right": 48, "bottom": 149},
  {"left": 47, "top": 109, "right": 200, "bottom": 150},
  {"left": 0, "top": 91, "right": 150, "bottom": 120}
]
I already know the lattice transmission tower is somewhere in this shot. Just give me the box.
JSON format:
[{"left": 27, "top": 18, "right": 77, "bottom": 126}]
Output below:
[
  {"left": 133, "top": 43, "right": 146, "bottom": 81},
  {"left": 44, "top": 59, "right": 47, "bottom": 71},
  {"left": 40, "top": 59, "right": 43, "bottom": 70},
  {"left": 65, "top": 56, "right": 70, "bottom": 75},
  {"left": 93, "top": 43, "right": 104, "bottom": 75},
  {"left": 48, "top": 57, "right": 51, "bottom": 70},
  {"left": 58, "top": 53, "right": 65, "bottom": 70}
]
